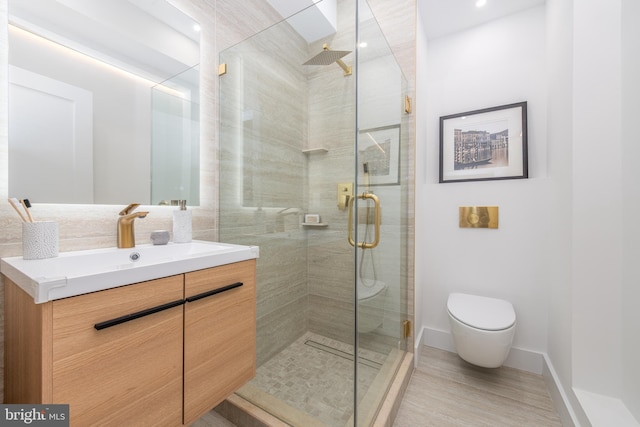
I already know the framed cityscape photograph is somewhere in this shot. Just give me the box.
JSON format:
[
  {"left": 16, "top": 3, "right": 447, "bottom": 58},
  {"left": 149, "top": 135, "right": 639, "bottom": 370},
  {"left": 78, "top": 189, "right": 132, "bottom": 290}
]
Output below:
[{"left": 439, "top": 102, "right": 528, "bottom": 183}]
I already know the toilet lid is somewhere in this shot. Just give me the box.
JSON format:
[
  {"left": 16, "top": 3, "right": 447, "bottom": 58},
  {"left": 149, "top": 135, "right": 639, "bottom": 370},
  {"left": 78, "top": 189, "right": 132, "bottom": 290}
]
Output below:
[
  {"left": 358, "top": 280, "right": 386, "bottom": 300},
  {"left": 447, "top": 293, "right": 515, "bottom": 331}
]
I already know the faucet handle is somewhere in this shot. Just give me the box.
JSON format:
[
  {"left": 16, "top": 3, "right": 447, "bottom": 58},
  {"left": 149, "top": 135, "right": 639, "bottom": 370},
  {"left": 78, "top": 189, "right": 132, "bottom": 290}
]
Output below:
[{"left": 119, "top": 203, "right": 140, "bottom": 216}]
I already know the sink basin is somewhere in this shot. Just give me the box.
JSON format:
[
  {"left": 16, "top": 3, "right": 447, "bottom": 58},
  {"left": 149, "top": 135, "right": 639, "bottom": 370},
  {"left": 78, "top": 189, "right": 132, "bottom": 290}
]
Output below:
[{"left": 0, "top": 240, "right": 259, "bottom": 303}]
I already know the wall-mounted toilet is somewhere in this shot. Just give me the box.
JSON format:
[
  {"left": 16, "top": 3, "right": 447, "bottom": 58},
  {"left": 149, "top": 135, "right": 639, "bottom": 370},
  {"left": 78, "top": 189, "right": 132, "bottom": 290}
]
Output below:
[
  {"left": 447, "top": 293, "right": 516, "bottom": 368},
  {"left": 358, "top": 280, "right": 387, "bottom": 333}
]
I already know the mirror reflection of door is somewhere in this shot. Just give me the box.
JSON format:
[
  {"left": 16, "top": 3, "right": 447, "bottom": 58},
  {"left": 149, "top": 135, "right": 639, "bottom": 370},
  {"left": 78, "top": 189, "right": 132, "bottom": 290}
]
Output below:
[{"left": 9, "top": 66, "right": 94, "bottom": 203}]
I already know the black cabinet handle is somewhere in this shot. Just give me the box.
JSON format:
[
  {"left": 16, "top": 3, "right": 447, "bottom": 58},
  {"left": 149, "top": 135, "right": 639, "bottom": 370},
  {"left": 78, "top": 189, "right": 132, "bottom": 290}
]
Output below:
[
  {"left": 94, "top": 299, "right": 185, "bottom": 330},
  {"left": 94, "top": 282, "right": 243, "bottom": 329},
  {"left": 185, "top": 282, "right": 243, "bottom": 303}
]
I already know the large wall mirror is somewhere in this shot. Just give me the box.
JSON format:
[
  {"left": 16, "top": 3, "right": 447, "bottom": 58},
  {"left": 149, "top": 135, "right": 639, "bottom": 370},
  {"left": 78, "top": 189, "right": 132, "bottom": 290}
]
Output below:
[{"left": 7, "top": 0, "right": 200, "bottom": 205}]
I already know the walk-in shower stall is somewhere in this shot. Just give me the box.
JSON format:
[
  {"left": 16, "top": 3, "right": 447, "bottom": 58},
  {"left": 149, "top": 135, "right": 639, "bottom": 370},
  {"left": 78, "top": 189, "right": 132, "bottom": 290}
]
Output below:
[{"left": 219, "top": 0, "right": 412, "bottom": 425}]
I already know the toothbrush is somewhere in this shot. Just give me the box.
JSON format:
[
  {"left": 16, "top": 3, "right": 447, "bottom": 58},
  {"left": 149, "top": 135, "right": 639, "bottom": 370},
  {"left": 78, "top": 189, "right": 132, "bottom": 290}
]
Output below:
[
  {"left": 8, "top": 198, "right": 28, "bottom": 222},
  {"left": 21, "top": 199, "right": 35, "bottom": 222}
]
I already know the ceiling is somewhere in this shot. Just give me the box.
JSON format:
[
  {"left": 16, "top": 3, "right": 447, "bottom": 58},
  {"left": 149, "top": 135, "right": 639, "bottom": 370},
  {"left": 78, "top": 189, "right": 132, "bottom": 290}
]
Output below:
[{"left": 419, "top": 0, "right": 546, "bottom": 40}]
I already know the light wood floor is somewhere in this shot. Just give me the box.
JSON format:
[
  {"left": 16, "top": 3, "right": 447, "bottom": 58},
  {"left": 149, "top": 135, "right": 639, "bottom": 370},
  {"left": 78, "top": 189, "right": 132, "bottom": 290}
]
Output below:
[{"left": 393, "top": 346, "right": 563, "bottom": 426}]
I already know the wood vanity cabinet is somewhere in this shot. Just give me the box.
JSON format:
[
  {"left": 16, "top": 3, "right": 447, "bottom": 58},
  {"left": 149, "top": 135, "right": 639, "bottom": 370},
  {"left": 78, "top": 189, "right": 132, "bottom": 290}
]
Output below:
[
  {"left": 4, "top": 259, "right": 256, "bottom": 427},
  {"left": 52, "top": 275, "right": 184, "bottom": 426},
  {"left": 183, "top": 260, "right": 257, "bottom": 425}
]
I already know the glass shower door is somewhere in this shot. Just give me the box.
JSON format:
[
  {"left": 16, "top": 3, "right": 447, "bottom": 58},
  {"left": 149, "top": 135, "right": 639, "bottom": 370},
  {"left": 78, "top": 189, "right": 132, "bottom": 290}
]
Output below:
[
  {"left": 354, "top": 0, "right": 410, "bottom": 424},
  {"left": 217, "top": 0, "right": 410, "bottom": 425}
]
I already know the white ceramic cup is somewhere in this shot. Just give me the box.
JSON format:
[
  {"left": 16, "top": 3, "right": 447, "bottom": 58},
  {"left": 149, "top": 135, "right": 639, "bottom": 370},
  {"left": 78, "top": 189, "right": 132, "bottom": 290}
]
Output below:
[{"left": 22, "top": 221, "right": 59, "bottom": 260}]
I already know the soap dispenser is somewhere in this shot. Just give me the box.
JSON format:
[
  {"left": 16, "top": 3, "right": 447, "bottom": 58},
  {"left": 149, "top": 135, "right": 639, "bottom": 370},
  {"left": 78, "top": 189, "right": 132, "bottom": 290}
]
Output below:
[{"left": 172, "top": 200, "right": 192, "bottom": 243}]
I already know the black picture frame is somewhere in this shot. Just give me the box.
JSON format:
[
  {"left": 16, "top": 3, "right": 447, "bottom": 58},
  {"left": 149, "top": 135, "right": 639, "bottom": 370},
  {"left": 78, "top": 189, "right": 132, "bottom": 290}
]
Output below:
[{"left": 439, "top": 102, "right": 528, "bottom": 183}]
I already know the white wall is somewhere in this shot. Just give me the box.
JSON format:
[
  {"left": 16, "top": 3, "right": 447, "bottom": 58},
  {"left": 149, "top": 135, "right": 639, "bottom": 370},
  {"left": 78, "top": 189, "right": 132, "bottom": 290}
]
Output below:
[
  {"left": 418, "top": 6, "right": 549, "bottom": 365},
  {"left": 544, "top": 0, "right": 584, "bottom": 424},
  {"left": 621, "top": 0, "right": 640, "bottom": 419},
  {"left": 571, "top": 0, "right": 623, "bottom": 398},
  {"left": 570, "top": 0, "right": 640, "bottom": 423},
  {"left": 569, "top": 1, "right": 640, "bottom": 423}
]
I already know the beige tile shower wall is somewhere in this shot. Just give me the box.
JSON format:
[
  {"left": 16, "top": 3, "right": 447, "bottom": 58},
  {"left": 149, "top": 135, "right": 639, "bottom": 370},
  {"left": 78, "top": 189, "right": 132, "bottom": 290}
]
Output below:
[
  {"left": 305, "top": 0, "right": 358, "bottom": 344},
  {"left": 0, "top": 0, "right": 289, "bottom": 401},
  {"left": 218, "top": 17, "right": 311, "bottom": 366}
]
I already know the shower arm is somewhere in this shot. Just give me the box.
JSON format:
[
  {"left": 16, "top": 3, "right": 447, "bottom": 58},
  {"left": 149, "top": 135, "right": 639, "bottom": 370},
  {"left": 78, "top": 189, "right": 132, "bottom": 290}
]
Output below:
[
  {"left": 335, "top": 58, "right": 352, "bottom": 76},
  {"left": 347, "top": 193, "right": 381, "bottom": 249}
]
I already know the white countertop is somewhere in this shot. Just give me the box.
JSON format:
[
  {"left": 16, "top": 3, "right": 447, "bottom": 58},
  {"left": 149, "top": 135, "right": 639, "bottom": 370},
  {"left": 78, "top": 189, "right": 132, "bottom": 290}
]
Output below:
[{"left": 0, "top": 240, "right": 259, "bottom": 303}]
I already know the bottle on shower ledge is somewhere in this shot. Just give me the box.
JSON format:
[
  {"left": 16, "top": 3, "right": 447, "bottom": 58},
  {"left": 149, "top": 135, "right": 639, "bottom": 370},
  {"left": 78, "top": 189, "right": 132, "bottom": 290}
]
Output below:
[{"left": 172, "top": 200, "right": 192, "bottom": 243}]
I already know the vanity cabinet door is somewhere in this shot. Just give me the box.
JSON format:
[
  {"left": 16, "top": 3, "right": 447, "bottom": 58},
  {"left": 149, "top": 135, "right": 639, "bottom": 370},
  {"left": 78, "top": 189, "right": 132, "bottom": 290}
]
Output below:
[
  {"left": 51, "top": 275, "right": 184, "bottom": 427},
  {"left": 183, "top": 259, "right": 256, "bottom": 425}
]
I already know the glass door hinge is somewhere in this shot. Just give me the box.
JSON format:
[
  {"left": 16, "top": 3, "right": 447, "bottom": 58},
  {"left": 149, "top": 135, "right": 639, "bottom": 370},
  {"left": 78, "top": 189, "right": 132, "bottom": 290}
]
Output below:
[{"left": 403, "top": 320, "right": 411, "bottom": 339}]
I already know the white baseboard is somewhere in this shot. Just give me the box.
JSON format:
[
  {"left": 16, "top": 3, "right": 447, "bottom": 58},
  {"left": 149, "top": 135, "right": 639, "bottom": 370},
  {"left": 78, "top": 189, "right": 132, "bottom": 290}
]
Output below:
[
  {"left": 542, "top": 353, "right": 582, "bottom": 427},
  {"left": 421, "top": 326, "right": 543, "bottom": 374},
  {"left": 423, "top": 326, "right": 456, "bottom": 353}
]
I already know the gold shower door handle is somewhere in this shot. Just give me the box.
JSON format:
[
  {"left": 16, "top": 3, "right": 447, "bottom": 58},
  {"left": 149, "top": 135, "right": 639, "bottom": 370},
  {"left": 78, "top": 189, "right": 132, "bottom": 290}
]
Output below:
[{"left": 348, "top": 193, "right": 381, "bottom": 249}]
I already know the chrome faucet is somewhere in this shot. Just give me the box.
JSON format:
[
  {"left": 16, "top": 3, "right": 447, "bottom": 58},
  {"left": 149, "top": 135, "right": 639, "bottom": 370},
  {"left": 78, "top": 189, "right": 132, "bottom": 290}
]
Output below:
[{"left": 117, "top": 203, "right": 149, "bottom": 248}]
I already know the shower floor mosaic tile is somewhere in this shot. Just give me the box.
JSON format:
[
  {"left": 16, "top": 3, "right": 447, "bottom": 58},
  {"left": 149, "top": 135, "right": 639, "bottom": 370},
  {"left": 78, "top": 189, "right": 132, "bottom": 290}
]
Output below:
[{"left": 240, "top": 332, "right": 388, "bottom": 427}]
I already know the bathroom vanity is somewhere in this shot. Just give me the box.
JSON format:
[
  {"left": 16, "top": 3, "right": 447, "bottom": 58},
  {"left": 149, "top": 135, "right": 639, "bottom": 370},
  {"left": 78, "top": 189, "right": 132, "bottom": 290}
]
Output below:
[{"left": 2, "top": 241, "right": 258, "bottom": 426}]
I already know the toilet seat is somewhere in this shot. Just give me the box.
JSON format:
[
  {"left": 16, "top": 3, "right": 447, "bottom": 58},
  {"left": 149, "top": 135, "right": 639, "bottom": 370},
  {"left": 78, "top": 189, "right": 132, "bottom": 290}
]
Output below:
[{"left": 447, "top": 293, "right": 515, "bottom": 331}]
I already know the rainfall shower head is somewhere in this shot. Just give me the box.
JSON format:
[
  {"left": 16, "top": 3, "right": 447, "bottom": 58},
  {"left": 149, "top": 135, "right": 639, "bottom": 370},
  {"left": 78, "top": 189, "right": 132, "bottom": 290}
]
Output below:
[
  {"left": 303, "top": 44, "right": 352, "bottom": 76},
  {"left": 304, "top": 48, "right": 350, "bottom": 65}
]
